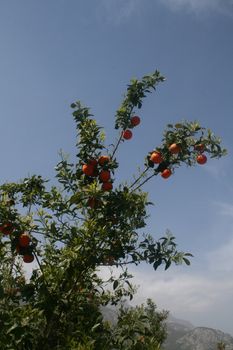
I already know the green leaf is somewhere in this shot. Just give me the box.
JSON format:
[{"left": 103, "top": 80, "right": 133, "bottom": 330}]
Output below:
[
  {"left": 91, "top": 323, "right": 101, "bottom": 332},
  {"left": 69, "top": 193, "right": 83, "bottom": 205},
  {"left": 153, "top": 260, "right": 162, "bottom": 270},
  {"left": 165, "top": 260, "right": 171, "bottom": 270},
  {"left": 113, "top": 280, "right": 119, "bottom": 290},
  {"left": 183, "top": 257, "right": 191, "bottom": 265}
]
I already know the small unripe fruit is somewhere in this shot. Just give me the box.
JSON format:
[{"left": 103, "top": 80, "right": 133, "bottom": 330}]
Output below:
[
  {"left": 99, "top": 170, "right": 111, "bottom": 182},
  {"left": 169, "top": 143, "right": 181, "bottom": 154},
  {"left": 19, "top": 233, "right": 30, "bottom": 247},
  {"left": 130, "top": 116, "right": 140, "bottom": 127},
  {"left": 196, "top": 154, "right": 207, "bottom": 165},
  {"left": 6, "top": 199, "right": 15, "bottom": 206},
  {"left": 150, "top": 151, "right": 163, "bottom": 164},
  {"left": 104, "top": 256, "right": 115, "bottom": 265},
  {"left": 122, "top": 130, "right": 132, "bottom": 140},
  {"left": 87, "top": 197, "right": 101, "bottom": 209},
  {"left": 0, "top": 222, "right": 14, "bottom": 235},
  {"left": 23, "top": 254, "right": 34, "bottom": 263},
  {"left": 138, "top": 336, "right": 145, "bottom": 344},
  {"left": 102, "top": 182, "right": 113, "bottom": 191},
  {"left": 87, "top": 197, "right": 95, "bottom": 208},
  {"left": 194, "top": 144, "right": 205, "bottom": 153},
  {"left": 161, "top": 168, "right": 172, "bottom": 179}
]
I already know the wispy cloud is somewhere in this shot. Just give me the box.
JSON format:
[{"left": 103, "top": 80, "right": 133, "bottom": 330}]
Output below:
[
  {"left": 206, "top": 234, "right": 233, "bottom": 272},
  {"left": 130, "top": 265, "right": 233, "bottom": 334},
  {"left": 204, "top": 162, "right": 227, "bottom": 180},
  {"left": 159, "top": 0, "right": 233, "bottom": 16},
  {"left": 215, "top": 201, "right": 233, "bottom": 218},
  {"left": 131, "top": 268, "right": 227, "bottom": 311},
  {"left": 126, "top": 227, "right": 233, "bottom": 334},
  {"left": 97, "top": 0, "right": 141, "bottom": 24}
]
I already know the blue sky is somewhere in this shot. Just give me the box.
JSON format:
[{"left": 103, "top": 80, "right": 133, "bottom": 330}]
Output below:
[{"left": 1, "top": 0, "right": 233, "bottom": 335}]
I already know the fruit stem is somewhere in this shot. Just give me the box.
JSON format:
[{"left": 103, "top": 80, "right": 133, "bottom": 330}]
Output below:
[
  {"left": 32, "top": 229, "right": 67, "bottom": 244},
  {"left": 34, "top": 251, "right": 50, "bottom": 289}
]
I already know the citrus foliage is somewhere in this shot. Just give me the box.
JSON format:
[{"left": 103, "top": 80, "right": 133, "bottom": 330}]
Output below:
[
  {"left": 111, "top": 299, "right": 168, "bottom": 349},
  {"left": 0, "top": 71, "right": 226, "bottom": 349}
]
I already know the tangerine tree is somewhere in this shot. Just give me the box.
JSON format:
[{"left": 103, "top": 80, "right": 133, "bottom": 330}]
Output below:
[{"left": 0, "top": 71, "right": 226, "bottom": 349}]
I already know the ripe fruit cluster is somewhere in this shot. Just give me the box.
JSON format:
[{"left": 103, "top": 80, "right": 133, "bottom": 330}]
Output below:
[
  {"left": 122, "top": 115, "right": 141, "bottom": 140},
  {"left": 16, "top": 232, "right": 34, "bottom": 263},
  {"left": 0, "top": 223, "right": 34, "bottom": 263},
  {"left": 82, "top": 155, "right": 113, "bottom": 196},
  {"left": 149, "top": 149, "right": 172, "bottom": 179},
  {"left": 148, "top": 142, "right": 208, "bottom": 180}
]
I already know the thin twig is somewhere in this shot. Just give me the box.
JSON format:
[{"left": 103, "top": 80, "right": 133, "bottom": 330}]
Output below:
[
  {"left": 111, "top": 132, "right": 123, "bottom": 159},
  {"left": 111, "top": 105, "right": 134, "bottom": 159},
  {"left": 129, "top": 166, "right": 150, "bottom": 189},
  {"left": 34, "top": 251, "right": 50, "bottom": 288},
  {"left": 132, "top": 172, "right": 158, "bottom": 192},
  {"left": 31, "top": 229, "right": 67, "bottom": 244}
]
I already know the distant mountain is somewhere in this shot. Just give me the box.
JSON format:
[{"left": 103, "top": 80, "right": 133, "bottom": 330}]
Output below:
[
  {"left": 163, "top": 315, "right": 194, "bottom": 349},
  {"left": 101, "top": 306, "right": 233, "bottom": 350},
  {"left": 164, "top": 325, "right": 233, "bottom": 350},
  {"left": 167, "top": 314, "right": 194, "bottom": 330}
]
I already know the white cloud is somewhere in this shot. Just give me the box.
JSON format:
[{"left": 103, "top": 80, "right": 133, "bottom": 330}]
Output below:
[
  {"left": 207, "top": 236, "right": 233, "bottom": 272},
  {"left": 97, "top": 0, "right": 233, "bottom": 24},
  {"left": 125, "top": 229, "right": 233, "bottom": 334},
  {"left": 204, "top": 162, "right": 227, "bottom": 180},
  {"left": 131, "top": 268, "right": 224, "bottom": 311},
  {"left": 215, "top": 201, "right": 233, "bottom": 218},
  {"left": 96, "top": 223, "right": 233, "bottom": 335},
  {"left": 98, "top": 0, "right": 141, "bottom": 24},
  {"left": 129, "top": 265, "right": 233, "bottom": 334},
  {"left": 98, "top": 266, "right": 216, "bottom": 313},
  {"left": 159, "top": 0, "right": 233, "bottom": 16}
]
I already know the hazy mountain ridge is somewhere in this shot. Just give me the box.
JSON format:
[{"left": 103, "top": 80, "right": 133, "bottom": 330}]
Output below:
[
  {"left": 164, "top": 325, "right": 233, "bottom": 350},
  {"left": 101, "top": 306, "right": 233, "bottom": 350},
  {"left": 164, "top": 316, "right": 194, "bottom": 349}
]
